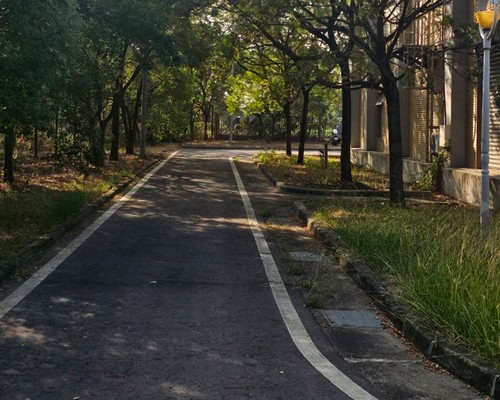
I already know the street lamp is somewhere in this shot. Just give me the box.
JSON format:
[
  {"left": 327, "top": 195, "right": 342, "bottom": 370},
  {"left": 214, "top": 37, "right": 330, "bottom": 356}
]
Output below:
[{"left": 476, "top": 0, "right": 499, "bottom": 233}]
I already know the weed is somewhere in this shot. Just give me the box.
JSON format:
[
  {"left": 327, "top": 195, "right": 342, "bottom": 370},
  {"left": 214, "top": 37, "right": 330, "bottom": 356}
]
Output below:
[{"left": 304, "top": 292, "right": 327, "bottom": 309}]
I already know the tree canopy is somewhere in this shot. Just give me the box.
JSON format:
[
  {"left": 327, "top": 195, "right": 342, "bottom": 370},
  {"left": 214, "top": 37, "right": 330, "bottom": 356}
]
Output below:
[{"left": 0, "top": 0, "right": 459, "bottom": 200}]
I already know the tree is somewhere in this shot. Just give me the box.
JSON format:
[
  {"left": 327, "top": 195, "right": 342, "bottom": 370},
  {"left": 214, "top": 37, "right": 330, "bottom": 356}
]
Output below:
[
  {"left": 0, "top": 0, "right": 83, "bottom": 182},
  {"left": 226, "top": 0, "right": 325, "bottom": 163},
  {"left": 145, "top": 65, "right": 198, "bottom": 143},
  {"left": 291, "top": 0, "right": 359, "bottom": 182},
  {"left": 335, "top": 0, "right": 451, "bottom": 203},
  {"left": 231, "top": 28, "right": 301, "bottom": 153}
]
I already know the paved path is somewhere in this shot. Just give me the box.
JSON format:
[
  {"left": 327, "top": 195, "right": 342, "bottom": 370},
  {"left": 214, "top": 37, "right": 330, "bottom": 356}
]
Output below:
[{"left": 0, "top": 149, "right": 481, "bottom": 399}]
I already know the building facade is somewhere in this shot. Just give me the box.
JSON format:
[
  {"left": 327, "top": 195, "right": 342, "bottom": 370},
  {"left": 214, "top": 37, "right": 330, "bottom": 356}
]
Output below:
[{"left": 350, "top": 2, "right": 500, "bottom": 207}]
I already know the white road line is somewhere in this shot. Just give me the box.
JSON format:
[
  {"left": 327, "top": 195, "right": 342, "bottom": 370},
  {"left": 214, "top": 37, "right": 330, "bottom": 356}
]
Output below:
[
  {"left": 229, "top": 158, "right": 378, "bottom": 400},
  {"left": 0, "top": 150, "right": 179, "bottom": 319}
]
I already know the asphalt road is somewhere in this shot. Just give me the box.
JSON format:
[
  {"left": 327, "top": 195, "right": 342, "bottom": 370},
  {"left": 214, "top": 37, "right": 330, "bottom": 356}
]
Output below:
[{"left": 0, "top": 149, "right": 481, "bottom": 400}]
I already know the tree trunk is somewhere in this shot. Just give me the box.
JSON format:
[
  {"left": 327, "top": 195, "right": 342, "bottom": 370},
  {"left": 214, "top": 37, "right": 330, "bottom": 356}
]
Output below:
[
  {"left": 109, "top": 94, "right": 121, "bottom": 161},
  {"left": 98, "top": 116, "right": 107, "bottom": 156},
  {"left": 257, "top": 114, "right": 265, "bottom": 138},
  {"left": 383, "top": 77, "right": 405, "bottom": 204},
  {"left": 284, "top": 101, "right": 292, "bottom": 157},
  {"left": 123, "top": 102, "right": 134, "bottom": 155},
  {"left": 203, "top": 108, "right": 209, "bottom": 140},
  {"left": 214, "top": 112, "right": 220, "bottom": 139},
  {"left": 340, "top": 61, "right": 353, "bottom": 183},
  {"left": 271, "top": 114, "right": 277, "bottom": 140},
  {"left": 189, "top": 102, "right": 196, "bottom": 141},
  {"left": 130, "top": 78, "right": 143, "bottom": 154},
  {"left": 109, "top": 42, "right": 133, "bottom": 161},
  {"left": 139, "top": 67, "right": 148, "bottom": 159},
  {"left": 3, "top": 130, "right": 16, "bottom": 183},
  {"left": 210, "top": 106, "right": 215, "bottom": 139},
  {"left": 297, "top": 87, "right": 311, "bottom": 165},
  {"left": 89, "top": 120, "right": 104, "bottom": 168},
  {"left": 34, "top": 126, "right": 39, "bottom": 159}
]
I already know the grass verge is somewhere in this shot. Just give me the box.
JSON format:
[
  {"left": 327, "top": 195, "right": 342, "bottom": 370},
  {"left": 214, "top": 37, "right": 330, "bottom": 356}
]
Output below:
[
  {"left": 310, "top": 198, "right": 500, "bottom": 368},
  {"left": 256, "top": 150, "right": 429, "bottom": 190}
]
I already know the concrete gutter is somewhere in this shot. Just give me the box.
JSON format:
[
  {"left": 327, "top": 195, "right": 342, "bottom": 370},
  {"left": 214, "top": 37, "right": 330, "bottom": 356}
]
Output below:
[
  {"left": 0, "top": 157, "right": 163, "bottom": 284},
  {"left": 292, "top": 200, "right": 500, "bottom": 399}
]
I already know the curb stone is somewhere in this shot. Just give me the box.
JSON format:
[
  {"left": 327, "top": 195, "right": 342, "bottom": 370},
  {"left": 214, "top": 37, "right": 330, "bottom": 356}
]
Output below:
[
  {"left": 292, "top": 200, "right": 500, "bottom": 399},
  {"left": 0, "top": 157, "right": 163, "bottom": 285}
]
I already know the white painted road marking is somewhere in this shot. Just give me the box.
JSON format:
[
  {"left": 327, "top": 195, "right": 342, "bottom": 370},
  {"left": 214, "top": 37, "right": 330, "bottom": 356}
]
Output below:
[
  {"left": 230, "top": 158, "right": 378, "bottom": 400},
  {"left": 0, "top": 151, "right": 180, "bottom": 319}
]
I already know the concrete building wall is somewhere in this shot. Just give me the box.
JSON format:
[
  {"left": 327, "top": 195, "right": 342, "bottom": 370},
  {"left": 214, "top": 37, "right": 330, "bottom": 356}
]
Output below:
[
  {"left": 366, "top": 89, "right": 380, "bottom": 151},
  {"left": 351, "top": 90, "right": 362, "bottom": 148},
  {"left": 444, "top": 2, "right": 469, "bottom": 168}
]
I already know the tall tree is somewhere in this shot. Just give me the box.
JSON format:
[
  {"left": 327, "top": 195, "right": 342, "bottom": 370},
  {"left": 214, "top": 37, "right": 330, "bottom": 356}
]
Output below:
[
  {"left": 0, "top": 0, "right": 83, "bottom": 182},
  {"left": 335, "top": 0, "right": 451, "bottom": 203},
  {"left": 292, "top": 1, "right": 358, "bottom": 182},
  {"left": 226, "top": 0, "right": 324, "bottom": 163}
]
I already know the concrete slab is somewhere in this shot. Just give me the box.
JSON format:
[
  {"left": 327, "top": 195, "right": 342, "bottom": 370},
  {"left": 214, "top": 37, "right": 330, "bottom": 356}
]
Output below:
[{"left": 323, "top": 310, "right": 382, "bottom": 328}]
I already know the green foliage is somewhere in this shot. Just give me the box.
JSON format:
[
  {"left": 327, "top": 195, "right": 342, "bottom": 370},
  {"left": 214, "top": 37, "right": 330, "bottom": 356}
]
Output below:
[
  {"left": 314, "top": 201, "right": 500, "bottom": 366},
  {"left": 147, "top": 66, "right": 197, "bottom": 142},
  {"left": 408, "top": 150, "right": 450, "bottom": 192},
  {"left": 0, "top": 0, "right": 83, "bottom": 129},
  {"left": 226, "top": 71, "right": 281, "bottom": 116}
]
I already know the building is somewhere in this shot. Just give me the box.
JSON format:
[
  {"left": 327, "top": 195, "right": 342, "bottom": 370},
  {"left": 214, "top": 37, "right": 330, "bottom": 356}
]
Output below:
[{"left": 349, "top": 2, "right": 500, "bottom": 208}]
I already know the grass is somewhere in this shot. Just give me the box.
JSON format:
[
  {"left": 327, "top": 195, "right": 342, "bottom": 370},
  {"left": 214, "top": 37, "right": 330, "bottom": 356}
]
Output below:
[
  {"left": 0, "top": 182, "right": 107, "bottom": 253},
  {"left": 256, "top": 150, "right": 415, "bottom": 190},
  {"left": 311, "top": 198, "right": 500, "bottom": 367}
]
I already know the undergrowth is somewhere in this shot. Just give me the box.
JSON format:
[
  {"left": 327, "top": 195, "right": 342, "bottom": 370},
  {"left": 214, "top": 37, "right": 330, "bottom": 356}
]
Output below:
[{"left": 256, "top": 151, "right": 428, "bottom": 190}]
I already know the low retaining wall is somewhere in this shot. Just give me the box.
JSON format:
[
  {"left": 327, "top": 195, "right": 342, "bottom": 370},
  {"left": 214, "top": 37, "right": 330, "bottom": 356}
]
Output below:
[
  {"left": 351, "top": 148, "right": 500, "bottom": 209},
  {"left": 350, "top": 148, "right": 430, "bottom": 183}
]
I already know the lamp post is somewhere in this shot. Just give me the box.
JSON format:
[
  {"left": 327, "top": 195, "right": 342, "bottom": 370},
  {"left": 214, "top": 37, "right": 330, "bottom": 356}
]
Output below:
[{"left": 476, "top": 0, "right": 499, "bottom": 233}]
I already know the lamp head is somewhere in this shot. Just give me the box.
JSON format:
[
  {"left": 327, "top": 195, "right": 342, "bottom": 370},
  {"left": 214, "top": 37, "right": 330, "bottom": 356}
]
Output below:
[{"left": 476, "top": 0, "right": 500, "bottom": 37}]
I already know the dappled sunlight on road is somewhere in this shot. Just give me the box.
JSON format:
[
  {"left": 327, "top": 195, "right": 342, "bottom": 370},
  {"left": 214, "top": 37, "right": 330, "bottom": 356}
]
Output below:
[
  {"left": 0, "top": 319, "right": 47, "bottom": 345},
  {"left": 159, "top": 382, "right": 207, "bottom": 398}
]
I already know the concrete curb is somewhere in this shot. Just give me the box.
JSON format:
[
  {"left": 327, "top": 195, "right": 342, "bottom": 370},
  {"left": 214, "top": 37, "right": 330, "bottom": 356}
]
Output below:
[
  {"left": 182, "top": 144, "right": 267, "bottom": 150},
  {"left": 0, "top": 157, "right": 163, "bottom": 284},
  {"left": 257, "top": 163, "right": 433, "bottom": 199},
  {"left": 292, "top": 200, "right": 500, "bottom": 399}
]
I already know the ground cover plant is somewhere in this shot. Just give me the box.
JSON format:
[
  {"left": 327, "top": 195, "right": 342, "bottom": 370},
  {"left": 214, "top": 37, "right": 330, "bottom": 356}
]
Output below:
[
  {"left": 309, "top": 198, "right": 500, "bottom": 367},
  {"left": 256, "top": 151, "right": 430, "bottom": 190},
  {"left": 0, "top": 145, "right": 176, "bottom": 278}
]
